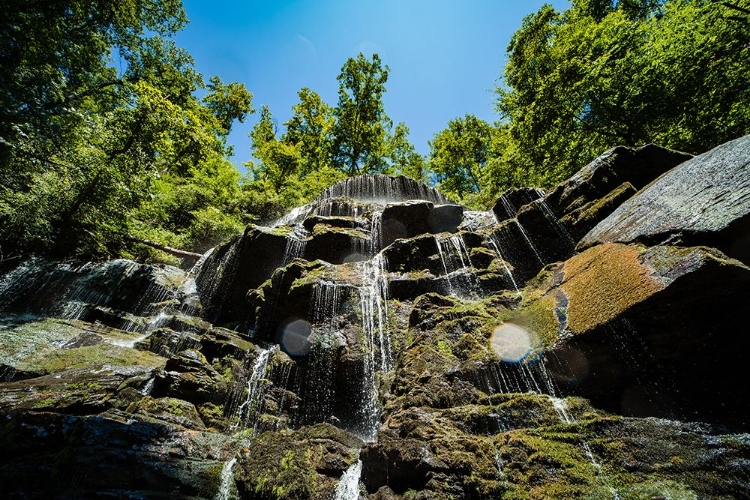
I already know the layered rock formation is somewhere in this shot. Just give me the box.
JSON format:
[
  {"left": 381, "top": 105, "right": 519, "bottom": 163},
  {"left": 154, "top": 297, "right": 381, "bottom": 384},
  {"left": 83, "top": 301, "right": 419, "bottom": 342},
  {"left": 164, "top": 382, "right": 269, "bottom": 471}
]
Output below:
[{"left": 0, "top": 139, "right": 749, "bottom": 499}]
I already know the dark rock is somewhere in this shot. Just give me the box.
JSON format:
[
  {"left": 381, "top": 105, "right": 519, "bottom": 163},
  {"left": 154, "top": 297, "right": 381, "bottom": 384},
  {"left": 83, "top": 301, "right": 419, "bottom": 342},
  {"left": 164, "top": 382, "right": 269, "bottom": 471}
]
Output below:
[
  {"left": 304, "top": 225, "right": 371, "bottom": 264},
  {"left": 428, "top": 204, "right": 464, "bottom": 234},
  {"left": 544, "top": 143, "right": 692, "bottom": 218},
  {"left": 559, "top": 181, "right": 637, "bottom": 241},
  {"left": 135, "top": 327, "right": 203, "bottom": 357},
  {"left": 0, "top": 258, "right": 186, "bottom": 318},
  {"left": 492, "top": 187, "right": 544, "bottom": 222},
  {"left": 234, "top": 424, "right": 362, "bottom": 499},
  {"left": 155, "top": 349, "right": 229, "bottom": 405},
  {"left": 514, "top": 200, "right": 577, "bottom": 265},
  {"left": 513, "top": 242, "right": 750, "bottom": 429},
  {"left": 382, "top": 233, "right": 442, "bottom": 275},
  {"left": 196, "top": 225, "right": 289, "bottom": 326},
  {"left": 580, "top": 134, "right": 750, "bottom": 264},
  {"left": 302, "top": 214, "right": 358, "bottom": 231},
  {"left": 0, "top": 411, "right": 235, "bottom": 498},
  {"left": 380, "top": 200, "right": 434, "bottom": 247}
]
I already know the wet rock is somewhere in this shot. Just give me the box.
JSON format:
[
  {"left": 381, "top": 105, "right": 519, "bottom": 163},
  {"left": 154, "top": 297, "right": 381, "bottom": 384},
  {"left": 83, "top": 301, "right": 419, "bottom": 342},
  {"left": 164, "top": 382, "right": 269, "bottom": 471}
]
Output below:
[
  {"left": 155, "top": 349, "right": 229, "bottom": 405},
  {"left": 515, "top": 200, "right": 577, "bottom": 264},
  {"left": 559, "top": 181, "right": 637, "bottom": 241},
  {"left": 382, "top": 233, "right": 442, "bottom": 275},
  {"left": 233, "top": 424, "right": 362, "bottom": 499},
  {"left": 381, "top": 200, "right": 434, "bottom": 247},
  {"left": 512, "top": 243, "right": 750, "bottom": 428},
  {"left": 492, "top": 187, "right": 545, "bottom": 222},
  {"left": 0, "top": 411, "right": 235, "bottom": 498},
  {"left": 196, "top": 225, "right": 289, "bottom": 326},
  {"left": 304, "top": 225, "right": 371, "bottom": 264},
  {"left": 302, "top": 214, "right": 358, "bottom": 231},
  {"left": 580, "top": 134, "right": 750, "bottom": 264},
  {"left": 0, "top": 258, "right": 187, "bottom": 318},
  {"left": 544, "top": 143, "right": 692, "bottom": 219},
  {"left": 428, "top": 204, "right": 464, "bottom": 234},
  {"left": 136, "top": 327, "right": 203, "bottom": 357},
  {"left": 129, "top": 396, "right": 206, "bottom": 430}
]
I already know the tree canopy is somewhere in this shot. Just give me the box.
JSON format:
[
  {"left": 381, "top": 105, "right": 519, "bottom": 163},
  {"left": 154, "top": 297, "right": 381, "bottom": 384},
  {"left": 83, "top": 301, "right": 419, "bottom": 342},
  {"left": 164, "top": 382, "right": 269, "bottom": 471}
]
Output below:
[
  {"left": 486, "top": 0, "right": 750, "bottom": 192},
  {"left": 3, "top": 0, "right": 749, "bottom": 262},
  {"left": 0, "top": 0, "right": 252, "bottom": 260}
]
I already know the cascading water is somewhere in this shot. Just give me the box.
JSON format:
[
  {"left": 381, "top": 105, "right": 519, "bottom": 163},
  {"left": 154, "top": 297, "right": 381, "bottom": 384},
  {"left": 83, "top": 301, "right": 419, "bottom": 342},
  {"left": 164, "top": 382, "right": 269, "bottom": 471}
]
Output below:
[
  {"left": 434, "top": 233, "right": 477, "bottom": 296},
  {"left": 333, "top": 459, "right": 363, "bottom": 500},
  {"left": 214, "top": 457, "right": 237, "bottom": 500},
  {"left": 230, "top": 345, "right": 278, "bottom": 432},
  {"left": 486, "top": 235, "right": 520, "bottom": 294}
]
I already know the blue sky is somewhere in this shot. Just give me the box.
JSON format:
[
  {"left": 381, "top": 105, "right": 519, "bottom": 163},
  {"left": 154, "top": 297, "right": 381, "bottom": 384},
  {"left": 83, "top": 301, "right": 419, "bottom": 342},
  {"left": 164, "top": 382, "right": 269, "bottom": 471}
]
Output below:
[{"left": 176, "top": 0, "right": 570, "bottom": 168}]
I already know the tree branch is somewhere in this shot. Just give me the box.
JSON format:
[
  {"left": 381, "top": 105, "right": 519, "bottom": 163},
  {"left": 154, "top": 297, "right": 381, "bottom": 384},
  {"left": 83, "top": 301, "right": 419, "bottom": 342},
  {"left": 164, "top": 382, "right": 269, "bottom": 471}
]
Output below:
[{"left": 124, "top": 236, "right": 203, "bottom": 259}]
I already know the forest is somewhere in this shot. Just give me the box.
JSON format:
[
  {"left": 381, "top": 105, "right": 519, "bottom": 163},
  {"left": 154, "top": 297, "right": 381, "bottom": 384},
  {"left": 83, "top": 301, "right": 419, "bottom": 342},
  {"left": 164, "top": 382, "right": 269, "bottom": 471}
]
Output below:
[{"left": 1, "top": 0, "right": 748, "bottom": 264}]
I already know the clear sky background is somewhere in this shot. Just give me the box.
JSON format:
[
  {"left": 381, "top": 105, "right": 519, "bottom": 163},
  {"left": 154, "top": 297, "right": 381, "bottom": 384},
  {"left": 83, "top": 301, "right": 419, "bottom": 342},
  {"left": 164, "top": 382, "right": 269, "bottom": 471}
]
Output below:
[{"left": 176, "top": 0, "right": 570, "bottom": 169}]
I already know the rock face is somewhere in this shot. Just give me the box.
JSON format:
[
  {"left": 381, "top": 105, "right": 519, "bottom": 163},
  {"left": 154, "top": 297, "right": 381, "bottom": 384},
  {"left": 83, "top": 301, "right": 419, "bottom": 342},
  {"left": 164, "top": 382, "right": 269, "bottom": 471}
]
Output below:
[
  {"left": 580, "top": 134, "right": 750, "bottom": 264},
  {"left": 1, "top": 137, "right": 750, "bottom": 499}
]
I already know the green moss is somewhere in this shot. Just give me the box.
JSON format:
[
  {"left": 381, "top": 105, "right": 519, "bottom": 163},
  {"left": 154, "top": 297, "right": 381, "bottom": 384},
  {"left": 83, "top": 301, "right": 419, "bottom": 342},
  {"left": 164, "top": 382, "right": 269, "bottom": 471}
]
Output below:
[
  {"left": 436, "top": 340, "right": 454, "bottom": 358},
  {"left": 17, "top": 343, "right": 166, "bottom": 374}
]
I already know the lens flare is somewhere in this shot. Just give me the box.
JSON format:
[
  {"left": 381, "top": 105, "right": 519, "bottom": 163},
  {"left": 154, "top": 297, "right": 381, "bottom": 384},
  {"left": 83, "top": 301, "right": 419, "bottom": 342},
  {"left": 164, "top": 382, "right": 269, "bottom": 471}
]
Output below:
[
  {"left": 490, "top": 323, "right": 538, "bottom": 363},
  {"left": 279, "top": 318, "right": 312, "bottom": 356}
]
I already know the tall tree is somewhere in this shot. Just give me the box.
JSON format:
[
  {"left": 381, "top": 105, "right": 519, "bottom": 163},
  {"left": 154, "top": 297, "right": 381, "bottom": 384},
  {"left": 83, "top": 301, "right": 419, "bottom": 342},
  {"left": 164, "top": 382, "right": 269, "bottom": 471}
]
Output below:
[
  {"left": 0, "top": 0, "right": 253, "bottom": 258},
  {"left": 495, "top": 0, "right": 750, "bottom": 187},
  {"left": 284, "top": 88, "right": 335, "bottom": 175},
  {"left": 331, "top": 53, "right": 392, "bottom": 175},
  {"left": 387, "top": 122, "right": 428, "bottom": 182},
  {"left": 428, "top": 114, "right": 493, "bottom": 204}
]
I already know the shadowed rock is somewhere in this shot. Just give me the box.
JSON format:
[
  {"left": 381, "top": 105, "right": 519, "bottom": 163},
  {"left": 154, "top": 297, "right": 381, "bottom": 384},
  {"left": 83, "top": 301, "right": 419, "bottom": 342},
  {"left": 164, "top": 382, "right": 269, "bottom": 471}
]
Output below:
[{"left": 580, "top": 134, "right": 750, "bottom": 265}]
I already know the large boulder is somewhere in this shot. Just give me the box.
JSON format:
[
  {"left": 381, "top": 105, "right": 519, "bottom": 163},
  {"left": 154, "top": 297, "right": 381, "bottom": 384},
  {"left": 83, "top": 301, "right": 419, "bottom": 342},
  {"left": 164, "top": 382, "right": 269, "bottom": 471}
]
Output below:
[
  {"left": 196, "top": 225, "right": 289, "bottom": 326},
  {"left": 428, "top": 204, "right": 464, "bottom": 234},
  {"left": 544, "top": 143, "right": 692, "bottom": 219},
  {"left": 492, "top": 187, "right": 544, "bottom": 222},
  {"left": 507, "top": 243, "right": 750, "bottom": 428},
  {"left": 580, "top": 134, "right": 750, "bottom": 264},
  {"left": 380, "top": 200, "right": 434, "bottom": 247}
]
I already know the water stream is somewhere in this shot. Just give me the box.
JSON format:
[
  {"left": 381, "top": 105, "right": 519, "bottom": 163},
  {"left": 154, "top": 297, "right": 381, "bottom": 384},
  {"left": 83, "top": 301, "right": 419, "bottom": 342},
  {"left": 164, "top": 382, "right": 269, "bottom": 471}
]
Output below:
[
  {"left": 230, "top": 345, "right": 278, "bottom": 432},
  {"left": 214, "top": 457, "right": 237, "bottom": 500},
  {"left": 333, "top": 459, "right": 363, "bottom": 500}
]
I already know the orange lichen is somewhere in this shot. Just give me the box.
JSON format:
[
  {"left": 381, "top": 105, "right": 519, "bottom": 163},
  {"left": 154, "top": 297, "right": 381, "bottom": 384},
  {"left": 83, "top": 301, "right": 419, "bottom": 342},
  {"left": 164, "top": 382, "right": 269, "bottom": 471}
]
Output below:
[{"left": 560, "top": 243, "right": 663, "bottom": 334}]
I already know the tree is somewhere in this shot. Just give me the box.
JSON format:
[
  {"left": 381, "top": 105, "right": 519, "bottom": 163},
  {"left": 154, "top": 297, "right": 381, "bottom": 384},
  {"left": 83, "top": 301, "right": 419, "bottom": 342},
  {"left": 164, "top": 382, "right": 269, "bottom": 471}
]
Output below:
[
  {"left": 331, "top": 53, "right": 392, "bottom": 175},
  {"left": 386, "top": 122, "right": 428, "bottom": 182},
  {"left": 284, "top": 88, "right": 335, "bottom": 175},
  {"left": 428, "top": 114, "right": 493, "bottom": 204},
  {"left": 495, "top": 0, "right": 750, "bottom": 187},
  {"left": 0, "top": 0, "right": 253, "bottom": 259}
]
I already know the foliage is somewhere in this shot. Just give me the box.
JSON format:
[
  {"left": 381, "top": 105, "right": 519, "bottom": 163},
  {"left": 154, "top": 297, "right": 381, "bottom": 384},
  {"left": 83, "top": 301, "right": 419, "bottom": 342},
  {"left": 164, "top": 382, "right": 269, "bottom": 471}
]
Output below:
[
  {"left": 428, "top": 114, "right": 494, "bottom": 206},
  {"left": 243, "top": 54, "right": 426, "bottom": 219},
  {"left": 488, "top": 0, "right": 750, "bottom": 193},
  {"left": 331, "top": 53, "right": 392, "bottom": 175},
  {"left": 0, "top": 0, "right": 253, "bottom": 260}
]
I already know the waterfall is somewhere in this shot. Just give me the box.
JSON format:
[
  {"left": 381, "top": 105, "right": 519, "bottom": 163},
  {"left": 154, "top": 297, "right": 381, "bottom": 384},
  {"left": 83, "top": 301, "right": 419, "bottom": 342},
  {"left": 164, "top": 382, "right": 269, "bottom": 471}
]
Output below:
[
  {"left": 352, "top": 253, "right": 392, "bottom": 441},
  {"left": 513, "top": 220, "right": 545, "bottom": 266},
  {"left": 434, "top": 234, "right": 476, "bottom": 296},
  {"left": 333, "top": 459, "right": 362, "bottom": 500},
  {"left": 295, "top": 281, "right": 345, "bottom": 427},
  {"left": 317, "top": 174, "right": 451, "bottom": 205},
  {"left": 487, "top": 235, "right": 520, "bottom": 294},
  {"left": 536, "top": 199, "right": 576, "bottom": 247},
  {"left": 230, "top": 345, "right": 278, "bottom": 432},
  {"left": 282, "top": 225, "right": 309, "bottom": 265},
  {"left": 214, "top": 457, "right": 237, "bottom": 500}
]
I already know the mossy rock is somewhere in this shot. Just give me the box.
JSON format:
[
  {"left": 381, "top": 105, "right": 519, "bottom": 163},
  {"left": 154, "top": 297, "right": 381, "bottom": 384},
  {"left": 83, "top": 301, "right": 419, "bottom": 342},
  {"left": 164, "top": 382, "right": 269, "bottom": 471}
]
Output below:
[{"left": 234, "top": 424, "right": 362, "bottom": 499}]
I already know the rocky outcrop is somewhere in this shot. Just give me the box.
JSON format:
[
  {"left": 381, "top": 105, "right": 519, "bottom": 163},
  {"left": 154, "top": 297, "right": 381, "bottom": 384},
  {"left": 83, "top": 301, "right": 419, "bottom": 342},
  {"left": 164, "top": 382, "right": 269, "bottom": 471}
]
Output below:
[
  {"left": 2, "top": 137, "right": 750, "bottom": 499},
  {"left": 580, "top": 134, "right": 750, "bottom": 264}
]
